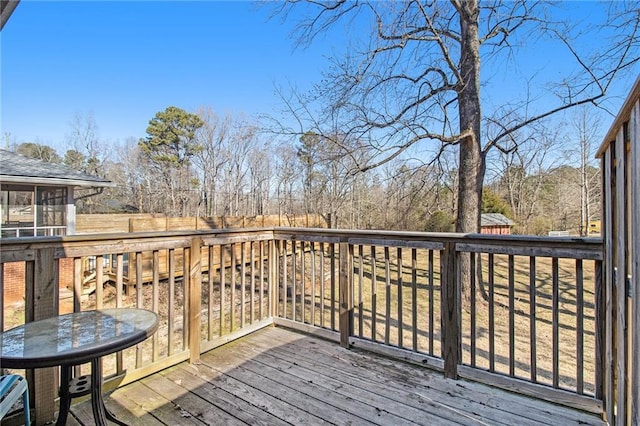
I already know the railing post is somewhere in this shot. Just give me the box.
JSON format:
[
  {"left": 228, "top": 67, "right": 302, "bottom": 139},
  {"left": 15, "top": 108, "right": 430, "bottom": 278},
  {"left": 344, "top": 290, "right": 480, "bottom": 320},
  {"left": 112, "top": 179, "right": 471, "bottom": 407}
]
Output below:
[
  {"left": 339, "top": 241, "right": 353, "bottom": 348},
  {"left": 26, "top": 247, "right": 58, "bottom": 425},
  {"left": 441, "top": 242, "right": 459, "bottom": 379},
  {"left": 188, "top": 237, "right": 202, "bottom": 363}
]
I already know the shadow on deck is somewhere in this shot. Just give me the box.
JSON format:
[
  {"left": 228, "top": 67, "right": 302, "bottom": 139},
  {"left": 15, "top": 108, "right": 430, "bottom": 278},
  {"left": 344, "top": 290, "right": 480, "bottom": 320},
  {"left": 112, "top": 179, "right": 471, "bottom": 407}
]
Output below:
[{"left": 69, "top": 326, "right": 603, "bottom": 425}]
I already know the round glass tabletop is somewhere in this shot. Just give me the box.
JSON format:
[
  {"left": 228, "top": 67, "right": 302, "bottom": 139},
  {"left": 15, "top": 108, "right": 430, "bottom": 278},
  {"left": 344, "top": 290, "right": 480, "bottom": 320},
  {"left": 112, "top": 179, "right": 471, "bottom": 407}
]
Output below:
[{"left": 0, "top": 308, "right": 159, "bottom": 368}]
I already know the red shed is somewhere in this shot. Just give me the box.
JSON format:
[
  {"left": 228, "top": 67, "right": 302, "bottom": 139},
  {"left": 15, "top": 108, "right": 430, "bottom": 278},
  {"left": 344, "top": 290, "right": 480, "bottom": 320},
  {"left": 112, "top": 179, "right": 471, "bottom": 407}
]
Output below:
[{"left": 480, "top": 213, "right": 514, "bottom": 235}]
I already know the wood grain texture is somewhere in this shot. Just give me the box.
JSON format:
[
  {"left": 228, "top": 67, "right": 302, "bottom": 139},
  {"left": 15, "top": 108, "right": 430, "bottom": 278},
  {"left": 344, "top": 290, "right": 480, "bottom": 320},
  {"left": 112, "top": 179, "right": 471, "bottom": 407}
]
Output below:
[
  {"left": 31, "top": 248, "right": 58, "bottom": 424},
  {"left": 614, "top": 126, "right": 627, "bottom": 426},
  {"left": 441, "top": 243, "right": 459, "bottom": 379},
  {"left": 602, "top": 150, "right": 615, "bottom": 423},
  {"left": 69, "top": 326, "right": 605, "bottom": 426},
  {"left": 630, "top": 98, "right": 640, "bottom": 426}
]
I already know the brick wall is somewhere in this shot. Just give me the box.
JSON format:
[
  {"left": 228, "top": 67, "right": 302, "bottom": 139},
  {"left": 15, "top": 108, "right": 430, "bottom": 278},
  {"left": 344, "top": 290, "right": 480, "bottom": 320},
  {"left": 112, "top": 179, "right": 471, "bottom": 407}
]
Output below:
[
  {"left": 2, "top": 258, "right": 74, "bottom": 305},
  {"left": 3, "top": 262, "right": 25, "bottom": 305}
]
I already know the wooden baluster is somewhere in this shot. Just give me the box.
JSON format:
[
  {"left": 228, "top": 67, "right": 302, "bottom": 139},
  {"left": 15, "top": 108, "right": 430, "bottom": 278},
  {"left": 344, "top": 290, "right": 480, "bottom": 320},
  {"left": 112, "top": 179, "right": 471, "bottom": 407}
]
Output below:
[
  {"left": 441, "top": 243, "right": 459, "bottom": 379},
  {"left": 152, "top": 250, "right": 160, "bottom": 362},
  {"left": 529, "top": 256, "right": 537, "bottom": 383},
  {"left": 188, "top": 238, "right": 202, "bottom": 363}
]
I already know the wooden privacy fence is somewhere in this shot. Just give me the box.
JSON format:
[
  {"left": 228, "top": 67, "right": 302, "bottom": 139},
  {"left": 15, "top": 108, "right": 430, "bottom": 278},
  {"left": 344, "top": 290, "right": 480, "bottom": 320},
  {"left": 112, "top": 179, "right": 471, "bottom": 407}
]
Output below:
[
  {"left": 0, "top": 228, "right": 607, "bottom": 424},
  {"left": 75, "top": 213, "right": 328, "bottom": 234},
  {"left": 73, "top": 213, "right": 328, "bottom": 290}
]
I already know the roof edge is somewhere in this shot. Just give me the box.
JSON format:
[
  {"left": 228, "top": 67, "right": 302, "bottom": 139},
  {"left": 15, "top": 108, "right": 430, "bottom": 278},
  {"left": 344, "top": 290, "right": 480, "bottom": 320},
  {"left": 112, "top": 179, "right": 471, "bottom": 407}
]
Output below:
[
  {"left": 1, "top": 0, "right": 20, "bottom": 31},
  {"left": 0, "top": 175, "right": 115, "bottom": 188}
]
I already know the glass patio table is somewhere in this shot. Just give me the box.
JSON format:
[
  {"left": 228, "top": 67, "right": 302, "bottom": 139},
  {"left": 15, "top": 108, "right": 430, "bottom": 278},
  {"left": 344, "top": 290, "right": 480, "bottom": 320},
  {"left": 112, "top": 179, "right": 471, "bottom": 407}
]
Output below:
[{"left": 0, "top": 308, "right": 159, "bottom": 426}]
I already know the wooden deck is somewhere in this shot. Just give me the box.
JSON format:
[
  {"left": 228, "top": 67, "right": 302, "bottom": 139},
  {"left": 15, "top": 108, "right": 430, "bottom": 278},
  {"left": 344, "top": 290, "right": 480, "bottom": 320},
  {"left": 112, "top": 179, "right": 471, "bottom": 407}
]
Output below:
[{"left": 69, "top": 326, "right": 604, "bottom": 426}]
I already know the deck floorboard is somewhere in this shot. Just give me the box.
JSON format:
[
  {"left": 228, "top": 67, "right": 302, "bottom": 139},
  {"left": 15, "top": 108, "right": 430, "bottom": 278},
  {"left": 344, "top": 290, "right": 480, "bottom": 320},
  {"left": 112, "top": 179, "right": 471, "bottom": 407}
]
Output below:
[{"left": 71, "top": 326, "right": 605, "bottom": 426}]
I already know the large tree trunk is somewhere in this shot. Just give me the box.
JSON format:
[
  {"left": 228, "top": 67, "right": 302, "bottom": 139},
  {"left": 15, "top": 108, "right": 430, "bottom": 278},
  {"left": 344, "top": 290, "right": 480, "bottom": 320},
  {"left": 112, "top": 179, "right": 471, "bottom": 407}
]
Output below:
[{"left": 456, "top": 0, "right": 484, "bottom": 302}]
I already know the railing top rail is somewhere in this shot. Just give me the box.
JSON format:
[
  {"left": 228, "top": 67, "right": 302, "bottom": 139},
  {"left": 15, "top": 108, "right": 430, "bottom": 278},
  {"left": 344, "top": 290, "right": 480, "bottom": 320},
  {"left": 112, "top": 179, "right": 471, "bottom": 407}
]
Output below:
[
  {"left": 0, "top": 227, "right": 276, "bottom": 246},
  {"left": 0, "top": 227, "right": 603, "bottom": 262},
  {"left": 274, "top": 227, "right": 603, "bottom": 252},
  {"left": 0, "top": 228, "right": 277, "bottom": 262},
  {"left": 0, "top": 226, "right": 604, "bottom": 244}
]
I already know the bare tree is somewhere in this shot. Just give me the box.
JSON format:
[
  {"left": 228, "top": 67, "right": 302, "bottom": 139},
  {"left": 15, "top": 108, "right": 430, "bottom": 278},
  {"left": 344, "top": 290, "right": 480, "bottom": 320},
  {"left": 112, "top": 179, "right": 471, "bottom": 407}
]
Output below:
[
  {"left": 247, "top": 147, "right": 273, "bottom": 216},
  {"left": 274, "top": 142, "right": 303, "bottom": 220},
  {"left": 65, "top": 111, "right": 104, "bottom": 176},
  {"left": 192, "top": 108, "right": 278, "bottom": 218},
  {"left": 193, "top": 108, "right": 231, "bottom": 216},
  {"left": 108, "top": 139, "right": 156, "bottom": 213},
  {"left": 295, "top": 131, "right": 361, "bottom": 227},
  {"left": 272, "top": 0, "right": 639, "bottom": 297},
  {"left": 487, "top": 125, "right": 562, "bottom": 234},
  {"left": 572, "top": 107, "right": 603, "bottom": 236}
]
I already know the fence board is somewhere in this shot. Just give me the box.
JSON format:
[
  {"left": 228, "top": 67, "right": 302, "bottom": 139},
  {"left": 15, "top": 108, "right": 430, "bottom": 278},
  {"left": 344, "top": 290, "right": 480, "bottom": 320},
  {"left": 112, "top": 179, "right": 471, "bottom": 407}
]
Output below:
[{"left": 167, "top": 217, "right": 197, "bottom": 230}]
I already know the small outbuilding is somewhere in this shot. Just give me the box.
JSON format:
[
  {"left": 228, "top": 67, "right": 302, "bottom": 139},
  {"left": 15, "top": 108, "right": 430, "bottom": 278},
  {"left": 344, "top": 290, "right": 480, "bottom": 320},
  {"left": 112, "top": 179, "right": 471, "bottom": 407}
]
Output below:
[{"left": 480, "top": 213, "right": 514, "bottom": 235}]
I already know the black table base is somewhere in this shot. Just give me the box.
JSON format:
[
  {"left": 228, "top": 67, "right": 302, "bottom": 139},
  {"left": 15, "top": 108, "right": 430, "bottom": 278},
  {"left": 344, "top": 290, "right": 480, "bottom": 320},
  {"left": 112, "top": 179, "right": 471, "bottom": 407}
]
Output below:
[{"left": 57, "top": 359, "right": 126, "bottom": 426}]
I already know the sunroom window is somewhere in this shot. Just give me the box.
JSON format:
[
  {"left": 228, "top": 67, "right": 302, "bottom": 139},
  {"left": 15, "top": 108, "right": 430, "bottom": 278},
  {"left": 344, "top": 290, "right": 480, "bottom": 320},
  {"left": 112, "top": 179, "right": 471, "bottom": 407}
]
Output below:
[{"left": 1, "top": 186, "right": 67, "bottom": 237}]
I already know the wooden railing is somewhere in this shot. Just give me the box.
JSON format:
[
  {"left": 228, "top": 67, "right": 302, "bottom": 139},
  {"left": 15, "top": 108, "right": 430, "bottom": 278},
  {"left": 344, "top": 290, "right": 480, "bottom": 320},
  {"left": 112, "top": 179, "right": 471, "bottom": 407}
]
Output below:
[
  {"left": 269, "top": 229, "right": 604, "bottom": 414},
  {"left": 0, "top": 229, "right": 277, "bottom": 424},
  {"left": 0, "top": 228, "right": 605, "bottom": 424},
  {"left": 597, "top": 74, "right": 639, "bottom": 425}
]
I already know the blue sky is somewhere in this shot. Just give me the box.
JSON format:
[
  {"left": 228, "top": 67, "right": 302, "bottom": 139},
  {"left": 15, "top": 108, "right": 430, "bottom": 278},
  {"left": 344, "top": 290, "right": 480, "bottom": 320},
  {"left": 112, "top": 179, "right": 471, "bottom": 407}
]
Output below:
[
  {"left": 1, "top": 1, "right": 638, "bottom": 153},
  {"left": 1, "top": 1, "right": 342, "bottom": 149}
]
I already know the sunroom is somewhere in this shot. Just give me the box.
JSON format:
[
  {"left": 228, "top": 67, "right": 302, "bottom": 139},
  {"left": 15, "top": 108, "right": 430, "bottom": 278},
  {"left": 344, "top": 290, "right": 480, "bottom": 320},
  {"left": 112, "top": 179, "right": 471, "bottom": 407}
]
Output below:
[{"left": 0, "top": 149, "right": 113, "bottom": 238}]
